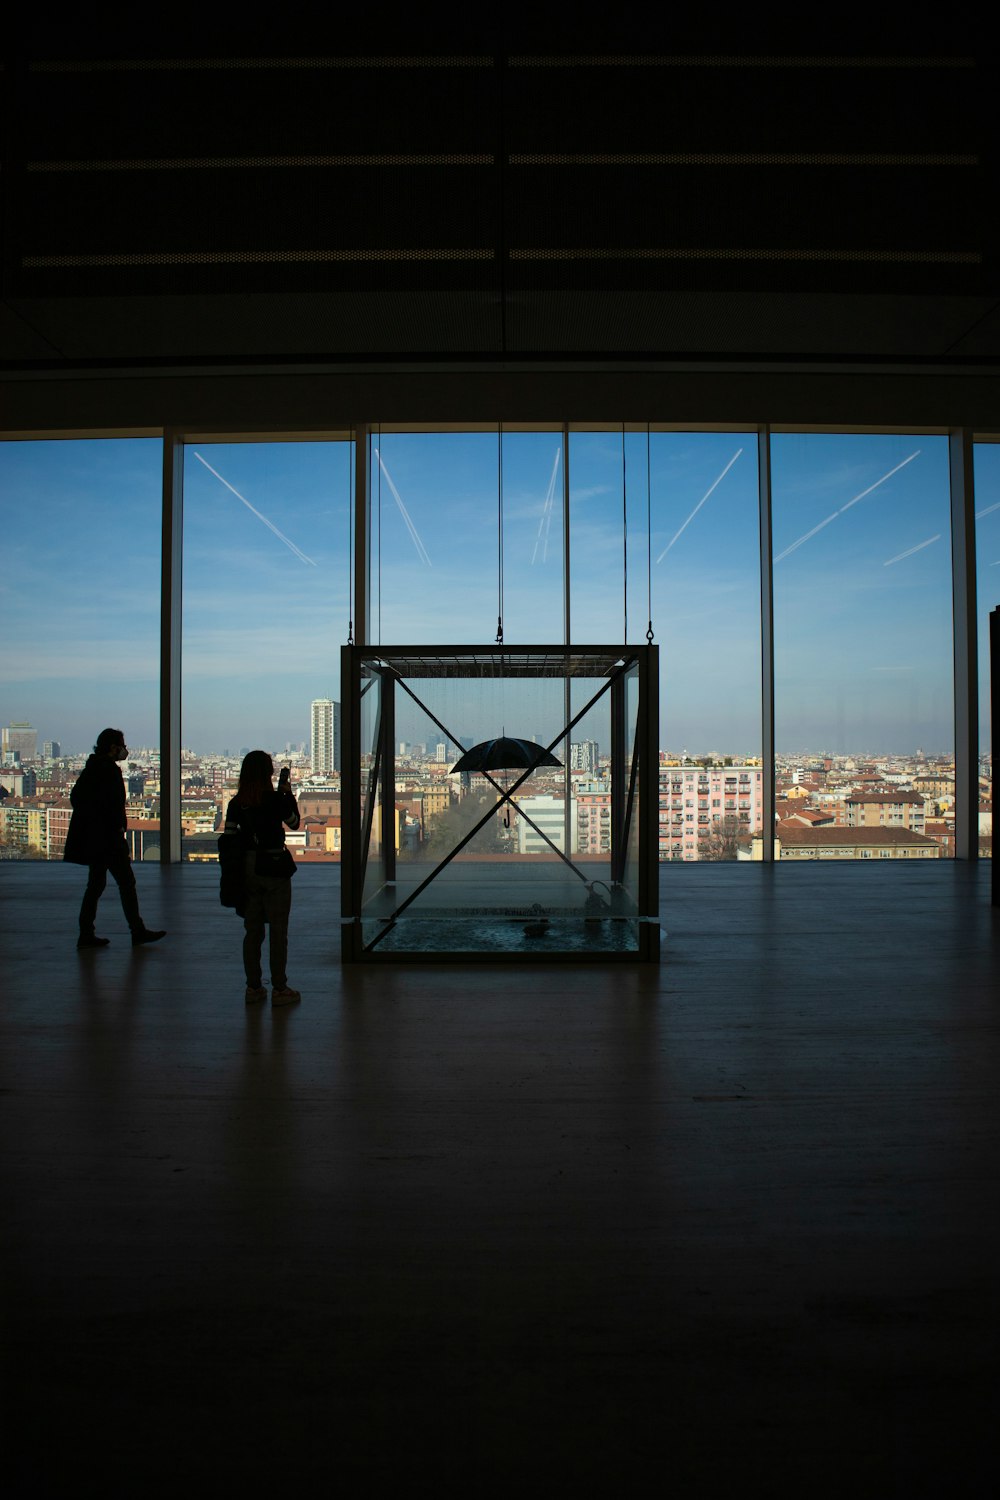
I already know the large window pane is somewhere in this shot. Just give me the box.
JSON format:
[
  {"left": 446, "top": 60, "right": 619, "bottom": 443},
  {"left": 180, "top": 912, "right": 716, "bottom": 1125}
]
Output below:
[
  {"left": 974, "top": 438, "right": 1000, "bottom": 855},
  {"left": 569, "top": 427, "right": 762, "bottom": 861},
  {"left": 772, "top": 433, "right": 953, "bottom": 861},
  {"left": 651, "top": 432, "right": 762, "bottom": 861},
  {"left": 181, "top": 440, "right": 349, "bottom": 860},
  {"left": 371, "top": 429, "right": 565, "bottom": 646},
  {"left": 567, "top": 428, "right": 632, "bottom": 645},
  {"left": 0, "top": 438, "right": 161, "bottom": 861}
]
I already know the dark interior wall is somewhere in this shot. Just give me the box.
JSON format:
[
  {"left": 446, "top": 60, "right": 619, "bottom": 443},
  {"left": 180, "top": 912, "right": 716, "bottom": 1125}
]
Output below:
[{"left": 4, "top": 365, "right": 1000, "bottom": 436}]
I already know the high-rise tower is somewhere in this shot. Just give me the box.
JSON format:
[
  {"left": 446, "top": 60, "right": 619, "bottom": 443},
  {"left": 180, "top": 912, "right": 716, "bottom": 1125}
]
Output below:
[
  {"left": 2, "top": 723, "right": 37, "bottom": 763},
  {"left": 310, "top": 699, "right": 341, "bottom": 776}
]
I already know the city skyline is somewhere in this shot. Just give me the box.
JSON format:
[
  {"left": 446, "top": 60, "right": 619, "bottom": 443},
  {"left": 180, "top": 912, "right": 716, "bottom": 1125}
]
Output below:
[
  {"left": 1, "top": 730, "right": 969, "bottom": 867},
  {"left": 1, "top": 719, "right": 964, "bottom": 777}
]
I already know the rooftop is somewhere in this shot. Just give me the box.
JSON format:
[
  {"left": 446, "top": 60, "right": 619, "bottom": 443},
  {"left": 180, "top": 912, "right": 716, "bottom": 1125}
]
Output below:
[{"left": 777, "top": 824, "right": 939, "bottom": 848}]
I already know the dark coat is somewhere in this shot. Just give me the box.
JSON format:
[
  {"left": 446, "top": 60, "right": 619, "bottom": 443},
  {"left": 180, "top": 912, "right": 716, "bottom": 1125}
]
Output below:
[
  {"left": 63, "top": 755, "right": 128, "bottom": 866},
  {"left": 223, "top": 788, "right": 300, "bottom": 851},
  {"left": 218, "top": 788, "right": 300, "bottom": 913}
]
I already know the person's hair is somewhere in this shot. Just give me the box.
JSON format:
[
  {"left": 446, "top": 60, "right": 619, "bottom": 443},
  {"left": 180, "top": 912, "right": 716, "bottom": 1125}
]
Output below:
[
  {"left": 236, "top": 750, "right": 274, "bottom": 806},
  {"left": 94, "top": 727, "right": 125, "bottom": 755}
]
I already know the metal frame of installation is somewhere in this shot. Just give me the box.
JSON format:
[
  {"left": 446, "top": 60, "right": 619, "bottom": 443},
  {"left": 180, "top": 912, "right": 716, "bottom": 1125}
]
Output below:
[{"left": 341, "top": 645, "right": 660, "bottom": 962}]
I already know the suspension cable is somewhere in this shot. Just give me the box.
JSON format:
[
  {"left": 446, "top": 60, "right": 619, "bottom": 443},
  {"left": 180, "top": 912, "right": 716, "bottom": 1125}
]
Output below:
[
  {"left": 347, "top": 427, "right": 354, "bottom": 646},
  {"left": 622, "top": 422, "right": 628, "bottom": 642},
  {"left": 646, "top": 422, "right": 654, "bottom": 644},
  {"left": 496, "top": 420, "right": 504, "bottom": 644}
]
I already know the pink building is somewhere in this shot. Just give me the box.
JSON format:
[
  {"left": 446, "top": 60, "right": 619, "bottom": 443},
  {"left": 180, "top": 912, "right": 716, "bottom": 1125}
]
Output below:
[
  {"left": 576, "top": 789, "right": 612, "bottom": 854},
  {"left": 657, "top": 765, "right": 764, "bottom": 862}
]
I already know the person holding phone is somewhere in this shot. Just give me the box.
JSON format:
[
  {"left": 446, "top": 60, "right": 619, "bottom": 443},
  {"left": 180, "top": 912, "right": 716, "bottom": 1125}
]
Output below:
[{"left": 222, "top": 751, "right": 301, "bottom": 1005}]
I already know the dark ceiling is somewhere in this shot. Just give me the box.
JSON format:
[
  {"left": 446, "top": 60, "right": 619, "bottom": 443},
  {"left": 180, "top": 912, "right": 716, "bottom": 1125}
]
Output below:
[{"left": 2, "top": 21, "right": 997, "bottom": 373}]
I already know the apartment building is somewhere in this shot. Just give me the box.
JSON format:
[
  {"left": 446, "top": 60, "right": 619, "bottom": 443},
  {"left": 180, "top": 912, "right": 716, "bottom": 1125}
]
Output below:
[
  {"left": 773, "top": 826, "right": 941, "bottom": 860},
  {"left": 658, "top": 765, "right": 764, "bottom": 862},
  {"left": 576, "top": 786, "right": 612, "bottom": 855},
  {"left": 843, "top": 789, "right": 927, "bottom": 834}
]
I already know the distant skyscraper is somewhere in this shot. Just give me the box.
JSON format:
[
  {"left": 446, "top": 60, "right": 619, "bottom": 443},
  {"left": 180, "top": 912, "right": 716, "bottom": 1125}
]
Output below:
[
  {"left": 43, "top": 740, "right": 61, "bottom": 759},
  {"left": 310, "top": 699, "right": 341, "bottom": 775},
  {"left": 570, "top": 740, "right": 599, "bottom": 775},
  {"left": 3, "top": 723, "right": 37, "bottom": 762}
]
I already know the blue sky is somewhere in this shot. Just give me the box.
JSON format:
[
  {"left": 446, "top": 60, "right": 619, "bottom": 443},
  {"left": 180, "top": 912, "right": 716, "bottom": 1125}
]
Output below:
[
  {"left": 1, "top": 430, "right": 991, "bottom": 757},
  {"left": 182, "top": 440, "right": 349, "bottom": 753},
  {"left": 0, "top": 439, "right": 163, "bottom": 752},
  {"left": 771, "top": 432, "right": 955, "bottom": 756}
]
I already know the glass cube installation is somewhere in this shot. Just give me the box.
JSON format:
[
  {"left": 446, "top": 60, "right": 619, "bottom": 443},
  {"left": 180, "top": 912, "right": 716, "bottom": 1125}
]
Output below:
[{"left": 341, "top": 646, "right": 659, "bottom": 961}]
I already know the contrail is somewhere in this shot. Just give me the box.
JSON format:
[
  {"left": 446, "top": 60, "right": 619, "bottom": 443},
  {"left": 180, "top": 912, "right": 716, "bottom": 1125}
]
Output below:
[
  {"left": 976, "top": 500, "right": 1000, "bottom": 519},
  {"left": 373, "top": 447, "right": 432, "bottom": 566},
  {"left": 773, "top": 508, "right": 840, "bottom": 560},
  {"left": 531, "top": 447, "right": 561, "bottom": 564},
  {"left": 883, "top": 533, "right": 941, "bottom": 566},
  {"left": 774, "top": 450, "right": 920, "bottom": 564},
  {"left": 656, "top": 448, "right": 743, "bottom": 563},
  {"left": 192, "top": 452, "right": 316, "bottom": 565}
]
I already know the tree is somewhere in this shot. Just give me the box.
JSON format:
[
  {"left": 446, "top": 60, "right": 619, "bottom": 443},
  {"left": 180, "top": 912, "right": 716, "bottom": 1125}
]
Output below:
[
  {"left": 414, "top": 790, "right": 509, "bottom": 861},
  {"left": 697, "top": 815, "right": 743, "bottom": 862},
  {"left": 0, "top": 828, "right": 44, "bottom": 860}
]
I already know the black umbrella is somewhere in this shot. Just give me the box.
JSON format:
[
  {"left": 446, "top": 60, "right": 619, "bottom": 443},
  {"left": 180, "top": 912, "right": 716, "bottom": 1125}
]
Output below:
[
  {"left": 451, "top": 736, "right": 562, "bottom": 831},
  {"left": 450, "top": 736, "right": 562, "bottom": 774},
  {"left": 449, "top": 738, "right": 560, "bottom": 834}
]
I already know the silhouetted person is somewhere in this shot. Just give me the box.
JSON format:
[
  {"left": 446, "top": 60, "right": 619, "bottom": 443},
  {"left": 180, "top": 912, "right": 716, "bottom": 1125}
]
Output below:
[
  {"left": 222, "top": 751, "right": 301, "bottom": 1005},
  {"left": 64, "top": 727, "right": 166, "bottom": 949}
]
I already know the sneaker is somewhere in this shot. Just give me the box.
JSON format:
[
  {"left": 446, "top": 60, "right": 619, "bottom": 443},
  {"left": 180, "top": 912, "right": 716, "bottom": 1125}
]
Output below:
[
  {"left": 132, "top": 929, "right": 166, "bottom": 947},
  {"left": 77, "top": 934, "right": 110, "bottom": 949},
  {"left": 271, "top": 986, "right": 301, "bottom": 1007},
  {"left": 245, "top": 986, "right": 267, "bottom": 1004}
]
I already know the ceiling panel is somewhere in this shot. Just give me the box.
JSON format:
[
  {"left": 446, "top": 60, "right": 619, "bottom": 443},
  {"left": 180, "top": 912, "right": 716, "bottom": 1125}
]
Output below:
[{"left": 2, "top": 38, "right": 996, "bottom": 369}]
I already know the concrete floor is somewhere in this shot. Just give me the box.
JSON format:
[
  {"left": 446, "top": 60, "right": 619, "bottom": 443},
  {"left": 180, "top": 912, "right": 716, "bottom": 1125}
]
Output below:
[{"left": 2, "top": 860, "right": 998, "bottom": 1497}]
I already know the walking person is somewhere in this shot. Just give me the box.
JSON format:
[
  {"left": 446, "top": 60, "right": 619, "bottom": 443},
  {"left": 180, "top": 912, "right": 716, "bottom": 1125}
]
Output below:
[
  {"left": 223, "top": 751, "right": 301, "bottom": 1006},
  {"left": 64, "top": 727, "right": 166, "bottom": 949}
]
